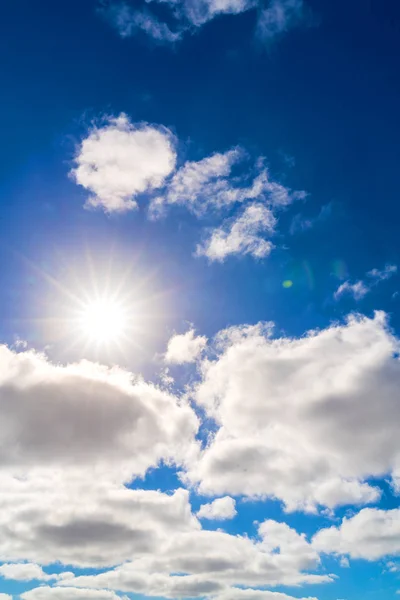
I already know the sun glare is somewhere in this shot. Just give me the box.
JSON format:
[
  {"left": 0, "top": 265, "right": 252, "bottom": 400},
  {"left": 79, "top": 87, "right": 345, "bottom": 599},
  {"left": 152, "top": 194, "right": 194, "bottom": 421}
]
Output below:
[{"left": 79, "top": 298, "right": 127, "bottom": 344}]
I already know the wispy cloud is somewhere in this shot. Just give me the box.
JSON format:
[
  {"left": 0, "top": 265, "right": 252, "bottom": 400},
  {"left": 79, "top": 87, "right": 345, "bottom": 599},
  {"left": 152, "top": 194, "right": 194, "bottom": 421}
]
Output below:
[
  {"left": 196, "top": 203, "right": 276, "bottom": 261},
  {"left": 334, "top": 263, "right": 397, "bottom": 302},
  {"left": 368, "top": 264, "right": 398, "bottom": 282},
  {"left": 99, "top": 0, "right": 310, "bottom": 44},
  {"left": 256, "top": 0, "right": 306, "bottom": 42},
  {"left": 334, "top": 280, "right": 369, "bottom": 301},
  {"left": 290, "top": 202, "right": 332, "bottom": 234}
]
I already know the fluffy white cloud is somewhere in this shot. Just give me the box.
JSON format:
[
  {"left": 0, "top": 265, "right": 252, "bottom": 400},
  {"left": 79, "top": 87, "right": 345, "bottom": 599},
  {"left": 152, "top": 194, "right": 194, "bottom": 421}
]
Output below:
[
  {"left": 21, "top": 588, "right": 125, "bottom": 600},
  {"left": 313, "top": 508, "right": 400, "bottom": 561},
  {"left": 71, "top": 114, "right": 176, "bottom": 213},
  {"left": 60, "top": 519, "right": 330, "bottom": 593},
  {"left": 148, "top": 147, "right": 304, "bottom": 261},
  {"left": 0, "top": 344, "right": 199, "bottom": 568},
  {"left": 0, "top": 344, "right": 197, "bottom": 478},
  {"left": 0, "top": 478, "right": 198, "bottom": 567},
  {"left": 196, "top": 203, "right": 275, "bottom": 262},
  {"left": 186, "top": 312, "right": 400, "bottom": 511},
  {"left": 213, "top": 590, "right": 317, "bottom": 600},
  {"left": 100, "top": 0, "right": 307, "bottom": 43},
  {"left": 257, "top": 0, "right": 305, "bottom": 41},
  {"left": 0, "top": 563, "right": 56, "bottom": 581},
  {"left": 197, "top": 496, "right": 237, "bottom": 520},
  {"left": 71, "top": 115, "right": 305, "bottom": 262},
  {"left": 334, "top": 280, "right": 369, "bottom": 301},
  {"left": 165, "top": 329, "right": 208, "bottom": 364},
  {"left": 0, "top": 595, "right": 12, "bottom": 600},
  {"left": 151, "top": 150, "right": 302, "bottom": 218}
]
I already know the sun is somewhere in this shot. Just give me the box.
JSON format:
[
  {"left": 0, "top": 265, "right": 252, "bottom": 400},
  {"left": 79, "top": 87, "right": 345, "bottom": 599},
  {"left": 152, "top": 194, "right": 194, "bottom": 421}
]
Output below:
[{"left": 79, "top": 298, "right": 127, "bottom": 344}]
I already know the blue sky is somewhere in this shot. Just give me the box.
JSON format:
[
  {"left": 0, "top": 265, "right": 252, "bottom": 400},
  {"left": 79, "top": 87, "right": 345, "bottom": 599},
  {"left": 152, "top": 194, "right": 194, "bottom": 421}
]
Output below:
[{"left": 1, "top": 1, "right": 400, "bottom": 600}]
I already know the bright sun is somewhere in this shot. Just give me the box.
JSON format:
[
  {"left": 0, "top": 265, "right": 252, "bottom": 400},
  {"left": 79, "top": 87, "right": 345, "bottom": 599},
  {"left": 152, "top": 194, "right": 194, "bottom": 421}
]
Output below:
[{"left": 79, "top": 298, "right": 127, "bottom": 344}]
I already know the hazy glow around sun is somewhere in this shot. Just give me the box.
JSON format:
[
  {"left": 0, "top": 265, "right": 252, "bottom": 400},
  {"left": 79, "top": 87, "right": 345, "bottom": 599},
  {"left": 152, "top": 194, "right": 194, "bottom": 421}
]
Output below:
[{"left": 79, "top": 298, "right": 127, "bottom": 343}]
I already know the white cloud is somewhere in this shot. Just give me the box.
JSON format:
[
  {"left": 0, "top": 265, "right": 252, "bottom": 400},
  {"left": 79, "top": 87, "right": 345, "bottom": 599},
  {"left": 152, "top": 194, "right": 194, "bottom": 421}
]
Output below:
[
  {"left": 21, "top": 588, "right": 125, "bottom": 600},
  {"left": 60, "top": 519, "right": 331, "bottom": 593},
  {"left": 185, "top": 312, "right": 400, "bottom": 511},
  {"left": 256, "top": 0, "right": 306, "bottom": 41},
  {"left": 165, "top": 329, "right": 208, "bottom": 364},
  {"left": 368, "top": 264, "right": 398, "bottom": 282},
  {"left": 100, "top": 0, "right": 308, "bottom": 43},
  {"left": 0, "top": 596, "right": 12, "bottom": 600},
  {"left": 0, "top": 477, "right": 198, "bottom": 567},
  {"left": 71, "top": 113, "right": 176, "bottom": 213},
  {"left": 0, "top": 344, "right": 198, "bottom": 478},
  {"left": 334, "top": 280, "right": 369, "bottom": 301},
  {"left": 0, "top": 344, "right": 200, "bottom": 568},
  {"left": 183, "top": 0, "right": 257, "bottom": 27},
  {"left": 148, "top": 147, "right": 304, "bottom": 262},
  {"left": 152, "top": 150, "right": 302, "bottom": 218},
  {"left": 196, "top": 203, "right": 275, "bottom": 262},
  {"left": 99, "top": 2, "right": 182, "bottom": 42},
  {"left": 213, "top": 589, "right": 318, "bottom": 600},
  {"left": 313, "top": 508, "right": 400, "bottom": 561},
  {"left": 334, "top": 263, "right": 397, "bottom": 301},
  {"left": 197, "top": 496, "right": 237, "bottom": 520},
  {"left": 71, "top": 116, "right": 305, "bottom": 262},
  {"left": 0, "top": 563, "right": 55, "bottom": 582}
]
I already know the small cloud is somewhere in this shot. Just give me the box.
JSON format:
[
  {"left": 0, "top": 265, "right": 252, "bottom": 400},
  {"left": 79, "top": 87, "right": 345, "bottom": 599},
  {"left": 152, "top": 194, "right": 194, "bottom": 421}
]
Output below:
[
  {"left": 290, "top": 202, "right": 332, "bottom": 235},
  {"left": 70, "top": 113, "right": 177, "bottom": 213},
  {"left": 367, "top": 264, "right": 397, "bottom": 282},
  {"left": 196, "top": 203, "right": 276, "bottom": 262},
  {"left": 100, "top": 0, "right": 312, "bottom": 45},
  {"left": 334, "top": 280, "right": 369, "bottom": 301},
  {"left": 334, "top": 263, "right": 397, "bottom": 302},
  {"left": 197, "top": 496, "right": 237, "bottom": 520},
  {"left": 165, "top": 329, "right": 208, "bottom": 364},
  {"left": 99, "top": 2, "right": 183, "bottom": 42},
  {"left": 256, "top": 0, "right": 307, "bottom": 42}
]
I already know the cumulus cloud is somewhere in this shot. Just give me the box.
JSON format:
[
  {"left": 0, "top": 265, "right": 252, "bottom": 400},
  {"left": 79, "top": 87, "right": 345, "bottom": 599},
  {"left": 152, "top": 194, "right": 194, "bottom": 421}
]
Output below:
[
  {"left": 313, "top": 508, "right": 400, "bottom": 561},
  {"left": 185, "top": 312, "right": 400, "bottom": 511},
  {"left": 0, "top": 563, "right": 57, "bottom": 582},
  {"left": 0, "top": 344, "right": 200, "bottom": 568},
  {"left": 21, "top": 588, "right": 125, "bottom": 600},
  {"left": 196, "top": 203, "right": 276, "bottom": 261},
  {"left": 213, "top": 589, "right": 318, "bottom": 600},
  {"left": 71, "top": 115, "right": 305, "bottom": 262},
  {"left": 60, "top": 519, "right": 330, "bottom": 593},
  {"left": 0, "top": 596, "right": 12, "bottom": 600},
  {"left": 197, "top": 496, "right": 237, "bottom": 520},
  {"left": 71, "top": 114, "right": 176, "bottom": 213},
  {"left": 0, "top": 344, "right": 198, "bottom": 478},
  {"left": 334, "top": 280, "right": 369, "bottom": 301},
  {"left": 165, "top": 329, "right": 208, "bottom": 364},
  {"left": 0, "top": 477, "right": 198, "bottom": 567},
  {"left": 100, "top": 0, "right": 308, "bottom": 43}
]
